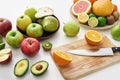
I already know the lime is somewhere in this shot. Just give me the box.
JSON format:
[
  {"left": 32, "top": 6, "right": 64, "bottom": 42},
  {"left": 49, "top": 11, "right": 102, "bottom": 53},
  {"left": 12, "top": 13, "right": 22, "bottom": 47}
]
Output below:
[
  {"left": 88, "top": 17, "right": 98, "bottom": 27},
  {"left": 98, "top": 16, "right": 107, "bottom": 27},
  {"left": 77, "top": 13, "right": 89, "bottom": 23},
  {"left": 88, "top": 13, "right": 96, "bottom": 18}
]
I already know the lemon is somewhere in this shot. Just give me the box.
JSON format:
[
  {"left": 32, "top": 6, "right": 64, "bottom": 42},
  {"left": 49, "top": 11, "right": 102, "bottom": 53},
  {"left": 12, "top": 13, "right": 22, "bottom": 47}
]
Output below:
[{"left": 77, "top": 13, "right": 89, "bottom": 24}]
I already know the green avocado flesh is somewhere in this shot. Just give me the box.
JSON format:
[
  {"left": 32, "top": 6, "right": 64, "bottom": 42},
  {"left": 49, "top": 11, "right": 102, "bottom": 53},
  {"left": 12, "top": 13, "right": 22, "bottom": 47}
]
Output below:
[
  {"left": 14, "top": 59, "right": 29, "bottom": 77},
  {"left": 30, "top": 60, "right": 49, "bottom": 76}
]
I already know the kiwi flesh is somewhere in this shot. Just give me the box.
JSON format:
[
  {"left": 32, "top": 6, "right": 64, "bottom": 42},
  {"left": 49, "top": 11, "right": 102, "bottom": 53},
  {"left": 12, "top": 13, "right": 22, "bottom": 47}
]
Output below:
[{"left": 42, "top": 41, "right": 52, "bottom": 51}]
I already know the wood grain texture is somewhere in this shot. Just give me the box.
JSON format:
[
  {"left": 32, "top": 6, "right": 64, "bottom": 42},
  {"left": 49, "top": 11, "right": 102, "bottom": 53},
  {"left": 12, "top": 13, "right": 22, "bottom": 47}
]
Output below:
[{"left": 51, "top": 35, "right": 120, "bottom": 80}]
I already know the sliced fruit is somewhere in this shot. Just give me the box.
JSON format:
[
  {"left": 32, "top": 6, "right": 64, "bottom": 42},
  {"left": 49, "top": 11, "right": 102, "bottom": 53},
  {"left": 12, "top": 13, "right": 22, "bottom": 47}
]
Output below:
[
  {"left": 42, "top": 41, "right": 52, "bottom": 51},
  {"left": 77, "top": 13, "right": 89, "bottom": 23},
  {"left": 106, "top": 15, "right": 115, "bottom": 25},
  {"left": 71, "top": 0, "right": 91, "bottom": 16},
  {"left": 98, "top": 16, "right": 107, "bottom": 27},
  {"left": 52, "top": 50, "right": 72, "bottom": 66},
  {"left": 112, "top": 11, "right": 119, "bottom": 21},
  {"left": 35, "top": 7, "right": 54, "bottom": 19},
  {"left": 14, "top": 59, "right": 29, "bottom": 77},
  {"left": 0, "top": 48, "right": 12, "bottom": 64},
  {"left": 30, "top": 60, "right": 49, "bottom": 76},
  {"left": 85, "top": 30, "right": 103, "bottom": 45},
  {"left": 88, "top": 17, "right": 98, "bottom": 27},
  {"left": 0, "top": 43, "right": 5, "bottom": 50}
]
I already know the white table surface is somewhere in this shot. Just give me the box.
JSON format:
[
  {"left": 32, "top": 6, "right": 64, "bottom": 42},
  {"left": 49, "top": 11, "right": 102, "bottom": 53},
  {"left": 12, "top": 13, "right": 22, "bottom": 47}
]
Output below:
[{"left": 0, "top": 0, "right": 120, "bottom": 80}]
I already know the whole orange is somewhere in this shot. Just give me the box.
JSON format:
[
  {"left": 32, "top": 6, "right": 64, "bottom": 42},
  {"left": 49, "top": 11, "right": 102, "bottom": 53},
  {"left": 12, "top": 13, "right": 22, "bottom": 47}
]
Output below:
[
  {"left": 73, "top": 0, "right": 79, "bottom": 3},
  {"left": 113, "top": 4, "right": 118, "bottom": 11},
  {"left": 92, "top": 0, "right": 113, "bottom": 16},
  {"left": 89, "top": 0, "right": 97, "bottom": 4}
]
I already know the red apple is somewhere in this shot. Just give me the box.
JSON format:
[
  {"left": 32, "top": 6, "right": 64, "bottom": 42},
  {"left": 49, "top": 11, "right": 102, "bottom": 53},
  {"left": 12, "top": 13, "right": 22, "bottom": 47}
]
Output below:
[
  {"left": 0, "top": 48, "right": 12, "bottom": 64},
  {"left": 20, "top": 37, "right": 40, "bottom": 57},
  {"left": 0, "top": 18, "right": 12, "bottom": 37}
]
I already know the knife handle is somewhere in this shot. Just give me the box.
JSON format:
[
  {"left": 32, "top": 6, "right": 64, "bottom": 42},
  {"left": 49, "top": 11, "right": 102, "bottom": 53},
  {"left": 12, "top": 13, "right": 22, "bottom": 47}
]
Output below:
[{"left": 112, "top": 47, "right": 120, "bottom": 53}]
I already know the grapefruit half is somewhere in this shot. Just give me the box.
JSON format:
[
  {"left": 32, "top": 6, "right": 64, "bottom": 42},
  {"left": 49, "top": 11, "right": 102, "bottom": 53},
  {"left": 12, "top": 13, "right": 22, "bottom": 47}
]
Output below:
[{"left": 72, "top": 0, "right": 91, "bottom": 16}]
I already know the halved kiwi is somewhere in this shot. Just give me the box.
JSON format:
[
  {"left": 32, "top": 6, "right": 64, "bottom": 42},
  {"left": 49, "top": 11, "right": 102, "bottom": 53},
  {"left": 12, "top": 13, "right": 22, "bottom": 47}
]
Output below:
[{"left": 42, "top": 41, "right": 52, "bottom": 51}]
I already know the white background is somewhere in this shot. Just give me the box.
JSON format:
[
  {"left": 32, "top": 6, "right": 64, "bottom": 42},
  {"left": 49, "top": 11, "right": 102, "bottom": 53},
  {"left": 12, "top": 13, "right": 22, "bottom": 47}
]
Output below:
[{"left": 0, "top": 0, "right": 120, "bottom": 80}]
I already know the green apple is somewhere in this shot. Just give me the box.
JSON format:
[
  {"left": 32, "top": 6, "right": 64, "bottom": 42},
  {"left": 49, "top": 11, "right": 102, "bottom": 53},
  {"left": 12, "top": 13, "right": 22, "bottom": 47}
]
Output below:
[
  {"left": 63, "top": 21, "right": 80, "bottom": 37},
  {"left": 41, "top": 16, "right": 59, "bottom": 32},
  {"left": 5, "top": 30, "right": 24, "bottom": 48},
  {"left": 26, "top": 23, "right": 43, "bottom": 38},
  {"left": 111, "top": 24, "right": 120, "bottom": 41},
  {"left": 24, "top": 7, "right": 37, "bottom": 22},
  {"left": 17, "top": 15, "right": 32, "bottom": 32}
]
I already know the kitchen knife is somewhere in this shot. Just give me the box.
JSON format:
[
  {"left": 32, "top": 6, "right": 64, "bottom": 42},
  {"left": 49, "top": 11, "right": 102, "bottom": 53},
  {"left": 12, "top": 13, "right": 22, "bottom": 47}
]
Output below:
[{"left": 67, "top": 47, "right": 120, "bottom": 56}]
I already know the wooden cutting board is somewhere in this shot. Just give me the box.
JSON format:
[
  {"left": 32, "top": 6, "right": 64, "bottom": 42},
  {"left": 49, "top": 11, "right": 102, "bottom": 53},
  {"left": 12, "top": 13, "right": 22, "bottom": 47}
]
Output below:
[{"left": 51, "top": 35, "right": 120, "bottom": 80}]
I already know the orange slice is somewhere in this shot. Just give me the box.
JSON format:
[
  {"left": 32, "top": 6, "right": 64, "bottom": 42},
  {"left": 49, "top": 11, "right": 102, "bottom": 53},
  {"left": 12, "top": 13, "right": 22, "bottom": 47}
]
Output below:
[
  {"left": 52, "top": 50, "right": 72, "bottom": 66},
  {"left": 85, "top": 30, "right": 103, "bottom": 45}
]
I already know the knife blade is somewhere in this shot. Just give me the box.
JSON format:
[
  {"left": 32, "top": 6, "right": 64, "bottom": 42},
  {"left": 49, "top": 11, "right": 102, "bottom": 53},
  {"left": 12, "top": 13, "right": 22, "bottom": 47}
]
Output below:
[{"left": 67, "top": 47, "right": 120, "bottom": 56}]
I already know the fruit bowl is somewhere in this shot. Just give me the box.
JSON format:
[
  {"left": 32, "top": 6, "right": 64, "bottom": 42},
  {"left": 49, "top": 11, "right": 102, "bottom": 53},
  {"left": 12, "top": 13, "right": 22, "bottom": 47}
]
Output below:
[
  {"left": 17, "top": 15, "right": 60, "bottom": 40},
  {"left": 70, "top": 0, "right": 120, "bottom": 30},
  {"left": 70, "top": 12, "right": 120, "bottom": 30}
]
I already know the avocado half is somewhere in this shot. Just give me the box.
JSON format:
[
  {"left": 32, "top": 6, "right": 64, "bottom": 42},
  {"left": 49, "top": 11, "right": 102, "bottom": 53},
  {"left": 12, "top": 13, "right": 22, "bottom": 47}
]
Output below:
[
  {"left": 30, "top": 60, "right": 49, "bottom": 76},
  {"left": 14, "top": 58, "right": 29, "bottom": 77}
]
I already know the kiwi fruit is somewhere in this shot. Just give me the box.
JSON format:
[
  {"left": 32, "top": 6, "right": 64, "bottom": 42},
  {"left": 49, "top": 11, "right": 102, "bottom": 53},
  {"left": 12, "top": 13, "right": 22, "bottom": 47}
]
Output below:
[
  {"left": 112, "top": 11, "right": 119, "bottom": 21},
  {"left": 106, "top": 15, "right": 115, "bottom": 25},
  {"left": 42, "top": 41, "right": 52, "bottom": 51}
]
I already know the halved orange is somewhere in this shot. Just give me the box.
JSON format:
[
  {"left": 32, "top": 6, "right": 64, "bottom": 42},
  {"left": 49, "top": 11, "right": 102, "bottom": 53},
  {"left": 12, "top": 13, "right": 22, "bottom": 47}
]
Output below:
[
  {"left": 85, "top": 30, "right": 103, "bottom": 45},
  {"left": 52, "top": 50, "right": 72, "bottom": 66}
]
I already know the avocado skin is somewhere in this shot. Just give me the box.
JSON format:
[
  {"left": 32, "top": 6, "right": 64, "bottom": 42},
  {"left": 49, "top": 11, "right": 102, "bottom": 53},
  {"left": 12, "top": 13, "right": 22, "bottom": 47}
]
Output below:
[{"left": 30, "top": 60, "right": 49, "bottom": 76}]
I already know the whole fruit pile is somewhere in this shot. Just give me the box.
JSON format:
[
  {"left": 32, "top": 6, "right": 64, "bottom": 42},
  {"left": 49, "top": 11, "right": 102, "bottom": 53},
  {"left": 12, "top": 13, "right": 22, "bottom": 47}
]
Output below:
[
  {"left": 16, "top": 7, "right": 59, "bottom": 39},
  {"left": 71, "top": 0, "right": 119, "bottom": 28}
]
